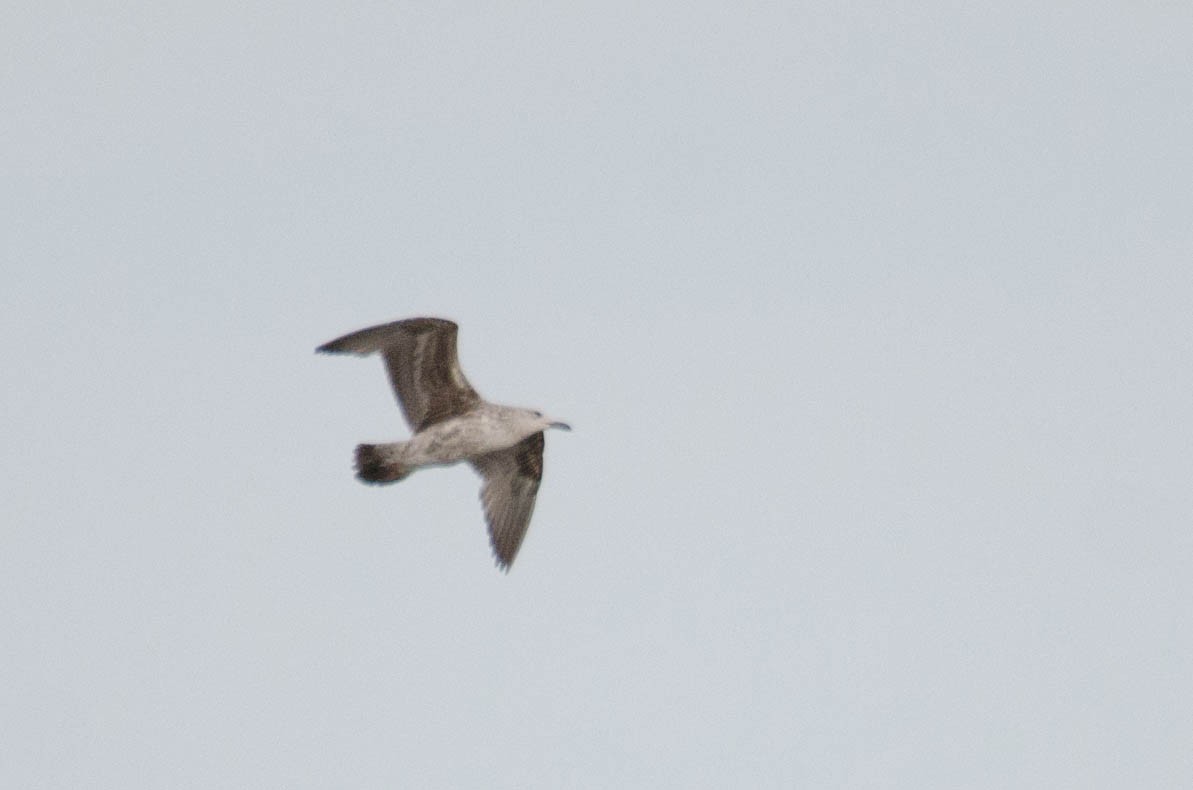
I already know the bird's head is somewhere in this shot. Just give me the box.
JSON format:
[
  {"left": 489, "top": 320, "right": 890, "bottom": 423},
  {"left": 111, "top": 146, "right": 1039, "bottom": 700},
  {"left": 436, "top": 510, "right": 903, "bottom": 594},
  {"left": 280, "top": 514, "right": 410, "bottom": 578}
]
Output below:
[{"left": 524, "top": 409, "right": 571, "bottom": 433}]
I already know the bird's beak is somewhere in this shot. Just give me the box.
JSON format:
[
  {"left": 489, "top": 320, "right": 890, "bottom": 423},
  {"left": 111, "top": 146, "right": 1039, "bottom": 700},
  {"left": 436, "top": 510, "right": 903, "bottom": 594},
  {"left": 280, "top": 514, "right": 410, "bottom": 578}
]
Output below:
[{"left": 550, "top": 421, "right": 572, "bottom": 431}]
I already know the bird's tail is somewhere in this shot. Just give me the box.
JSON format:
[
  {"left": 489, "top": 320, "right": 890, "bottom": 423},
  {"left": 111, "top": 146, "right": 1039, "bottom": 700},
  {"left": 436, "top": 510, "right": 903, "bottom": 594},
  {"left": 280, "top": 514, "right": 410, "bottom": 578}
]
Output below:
[{"left": 355, "top": 443, "right": 415, "bottom": 484}]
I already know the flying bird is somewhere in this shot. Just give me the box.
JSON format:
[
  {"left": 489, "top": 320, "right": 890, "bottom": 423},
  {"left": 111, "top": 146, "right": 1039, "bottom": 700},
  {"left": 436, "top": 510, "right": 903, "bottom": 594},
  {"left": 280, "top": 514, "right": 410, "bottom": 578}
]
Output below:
[{"left": 317, "top": 317, "right": 570, "bottom": 570}]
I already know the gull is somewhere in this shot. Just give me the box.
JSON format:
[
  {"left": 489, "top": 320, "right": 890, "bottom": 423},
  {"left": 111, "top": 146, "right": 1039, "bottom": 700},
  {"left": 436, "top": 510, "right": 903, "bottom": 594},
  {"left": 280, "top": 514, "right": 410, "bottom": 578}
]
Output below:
[{"left": 317, "top": 317, "right": 570, "bottom": 571}]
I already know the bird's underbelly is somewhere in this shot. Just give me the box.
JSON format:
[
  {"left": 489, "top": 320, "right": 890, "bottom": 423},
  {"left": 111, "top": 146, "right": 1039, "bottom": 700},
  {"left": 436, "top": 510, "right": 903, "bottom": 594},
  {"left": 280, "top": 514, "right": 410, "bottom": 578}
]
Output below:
[{"left": 406, "top": 415, "right": 527, "bottom": 466}]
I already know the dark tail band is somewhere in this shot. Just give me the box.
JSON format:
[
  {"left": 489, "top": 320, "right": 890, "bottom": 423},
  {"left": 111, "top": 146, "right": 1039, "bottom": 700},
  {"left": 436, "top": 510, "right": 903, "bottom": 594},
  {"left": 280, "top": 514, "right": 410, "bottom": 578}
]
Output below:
[{"left": 354, "top": 444, "right": 413, "bottom": 484}]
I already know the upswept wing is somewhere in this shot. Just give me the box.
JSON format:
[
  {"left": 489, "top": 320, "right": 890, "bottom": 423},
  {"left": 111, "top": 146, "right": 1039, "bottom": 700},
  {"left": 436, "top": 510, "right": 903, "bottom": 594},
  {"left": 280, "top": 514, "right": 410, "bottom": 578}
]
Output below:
[
  {"left": 317, "top": 317, "right": 481, "bottom": 432},
  {"left": 470, "top": 432, "right": 545, "bottom": 571}
]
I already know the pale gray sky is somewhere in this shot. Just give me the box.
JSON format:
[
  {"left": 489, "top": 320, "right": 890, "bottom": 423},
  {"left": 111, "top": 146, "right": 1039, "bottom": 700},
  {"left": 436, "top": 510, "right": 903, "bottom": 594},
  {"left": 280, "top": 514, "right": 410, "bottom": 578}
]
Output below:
[{"left": 4, "top": 3, "right": 1192, "bottom": 788}]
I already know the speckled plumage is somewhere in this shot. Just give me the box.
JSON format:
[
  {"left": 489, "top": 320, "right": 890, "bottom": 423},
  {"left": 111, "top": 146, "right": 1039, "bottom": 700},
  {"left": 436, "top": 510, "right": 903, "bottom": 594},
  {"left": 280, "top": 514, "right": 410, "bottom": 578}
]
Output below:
[{"left": 318, "top": 317, "right": 569, "bottom": 571}]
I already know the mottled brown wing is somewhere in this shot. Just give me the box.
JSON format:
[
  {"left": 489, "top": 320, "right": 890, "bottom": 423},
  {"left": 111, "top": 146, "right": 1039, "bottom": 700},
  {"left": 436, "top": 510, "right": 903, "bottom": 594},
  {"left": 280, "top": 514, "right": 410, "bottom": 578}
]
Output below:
[
  {"left": 470, "top": 432, "right": 545, "bottom": 571},
  {"left": 317, "top": 317, "right": 482, "bottom": 432}
]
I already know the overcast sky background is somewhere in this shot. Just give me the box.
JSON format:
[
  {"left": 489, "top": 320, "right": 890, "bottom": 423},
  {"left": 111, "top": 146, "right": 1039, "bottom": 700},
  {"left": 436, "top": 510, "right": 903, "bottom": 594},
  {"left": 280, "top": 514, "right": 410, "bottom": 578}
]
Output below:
[{"left": 4, "top": 3, "right": 1192, "bottom": 788}]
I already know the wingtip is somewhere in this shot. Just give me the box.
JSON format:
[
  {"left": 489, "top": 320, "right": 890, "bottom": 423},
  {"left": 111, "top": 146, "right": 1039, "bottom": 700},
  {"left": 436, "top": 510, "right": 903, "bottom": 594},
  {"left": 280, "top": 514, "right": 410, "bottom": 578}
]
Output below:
[
  {"left": 491, "top": 543, "right": 516, "bottom": 573},
  {"left": 315, "top": 339, "right": 354, "bottom": 355}
]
